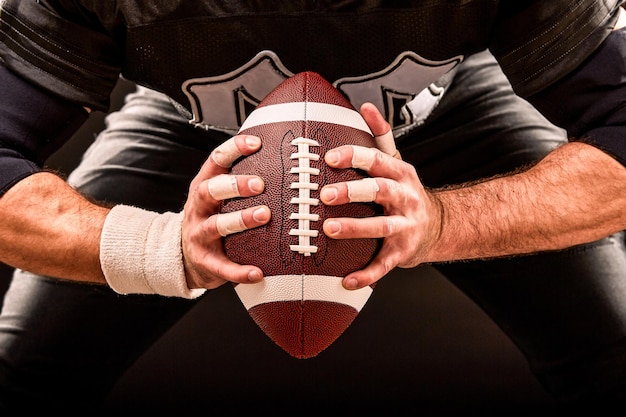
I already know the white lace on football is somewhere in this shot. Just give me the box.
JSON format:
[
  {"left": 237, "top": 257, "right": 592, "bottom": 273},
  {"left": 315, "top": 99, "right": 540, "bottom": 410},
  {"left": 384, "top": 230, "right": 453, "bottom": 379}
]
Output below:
[{"left": 289, "top": 137, "right": 321, "bottom": 256}]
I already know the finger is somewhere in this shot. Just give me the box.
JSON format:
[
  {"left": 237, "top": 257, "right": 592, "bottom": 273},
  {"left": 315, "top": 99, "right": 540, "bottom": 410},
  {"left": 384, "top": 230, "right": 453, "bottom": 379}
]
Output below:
[
  {"left": 207, "top": 174, "right": 265, "bottom": 200},
  {"left": 213, "top": 205, "right": 271, "bottom": 237},
  {"left": 323, "top": 214, "right": 403, "bottom": 239},
  {"left": 218, "top": 261, "right": 265, "bottom": 284},
  {"left": 186, "top": 247, "right": 264, "bottom": 286},
  {"left": 322, "top": 175, "right": 401, "bottom": 206},
  {"left": 209, "top": 259, "right": 265, "bottom": 285},
  {"left": 375, "top": 130, "right": 401, "bottom": 160},
  {"left": 211, "top": 135, "right": 260, "bottom": 168},
  {"left": 347, "top": 177, "right": 379, "bottom": 203},
  {"left": 351, "top": 145, "right": 381, "bottom": 171},
  {"left": 196, "top": 135, "right": 262, "bottom": 180},
  {"left": 360, "top": 102, "right": 389, "bottom": 137},
  {"left": 208, "top": 174, "right": 240, "bottom": 200},
  {"left": 343, "top": 240, "right": 404, "bottom": 289},
  {"left": 215, "top": 211, "right": 246, "bottom": 236},
  {"left": 360, "top": 102, "right": 401, "bottom": 159},
  {"left": 183, "top": 215, "right": 267, "bottom": 287},
  {"left": 325, "top": 145, "right": 409, "bottom": 178},
  {"left": 342, "top": 258, "right": 393, "bottom": 290},
  {"left": 326, "top": 145, "right": 382, "bottom": 171}
]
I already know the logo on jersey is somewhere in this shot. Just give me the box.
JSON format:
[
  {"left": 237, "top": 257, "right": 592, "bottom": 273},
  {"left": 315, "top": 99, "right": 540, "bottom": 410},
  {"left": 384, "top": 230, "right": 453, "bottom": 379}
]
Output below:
[
  {"left": 182, "top": 52, "right": 293, "bottom": 134},
  {"left": 182, "top": 50, "right": 462, "bottom": 137}
]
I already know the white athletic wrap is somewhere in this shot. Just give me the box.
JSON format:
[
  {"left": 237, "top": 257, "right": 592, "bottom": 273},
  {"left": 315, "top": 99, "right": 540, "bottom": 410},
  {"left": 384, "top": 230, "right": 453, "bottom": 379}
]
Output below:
[
  {"left": 351, "top": 146, "right": 377, "bottom": 171},
  {"left": 208, "top": 174, "right": 240, "bottom": 200},
  {"left": 347, "top": 177, "right": 379, "bottom": 202},
  {"left": 235, "top": 274, "right": 373, "bottom": 311},
  {"left": 100, "top": 205, "right": 206, "bottom": 299},
  {"left": 211, "top": 137, "right": 242, "bottom": 168},
  {"left": 374, "top": 130, "right": 398, "bottom": 157},
  {"left": 216, "top": 211, "right": 246, "bottom": 236},
  {"left": 239, "top": 102, "right": 372, "bottom": 134}
]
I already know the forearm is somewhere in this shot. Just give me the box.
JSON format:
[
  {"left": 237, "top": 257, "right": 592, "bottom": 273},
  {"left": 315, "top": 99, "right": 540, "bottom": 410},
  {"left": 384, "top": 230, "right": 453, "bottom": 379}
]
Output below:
[
  {"left": 428, "top": 142, "right": 626, "bottom": 262},
  {"left": 0, "top": 172, "right": 109, "bottom": 283}
]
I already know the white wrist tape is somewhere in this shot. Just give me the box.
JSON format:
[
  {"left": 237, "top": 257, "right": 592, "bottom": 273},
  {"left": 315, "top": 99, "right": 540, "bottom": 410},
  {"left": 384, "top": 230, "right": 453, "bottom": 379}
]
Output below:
[{"left": 100, "top": 205, "right": 206, "bottom": 299}]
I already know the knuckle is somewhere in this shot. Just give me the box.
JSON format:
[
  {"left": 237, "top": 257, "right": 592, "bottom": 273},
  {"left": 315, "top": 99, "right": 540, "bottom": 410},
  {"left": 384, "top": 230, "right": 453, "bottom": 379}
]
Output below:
[
  {"left": 373, "top": 148, "right": 386, "bottom": 166},
  {"left": 381, "top": 259, "right": 394, "bottom": 275},
  {"left": 381, "top": 217, "right": 395, "bottom": 236},
  {"left": 208, "top": 174, "right": 240, "bottom": 200},
  {"left": 211, "top": 137, "right": 242, "bottom": 168},
  {"left": 215, "top": 211, "right": 246, "bottom": 236}
]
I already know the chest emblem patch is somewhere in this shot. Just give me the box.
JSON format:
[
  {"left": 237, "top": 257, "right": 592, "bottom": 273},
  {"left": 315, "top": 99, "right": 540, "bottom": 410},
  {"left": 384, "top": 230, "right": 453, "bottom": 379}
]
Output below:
[{"left": 183, "top": 50, "right": 462, "bottom": 137}]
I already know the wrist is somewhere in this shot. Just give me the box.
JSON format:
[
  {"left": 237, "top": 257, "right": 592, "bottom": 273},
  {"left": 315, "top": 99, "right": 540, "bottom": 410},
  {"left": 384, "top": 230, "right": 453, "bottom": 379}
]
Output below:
[{"left": 100, "top": 205, "right": 205, "bottom": 299}]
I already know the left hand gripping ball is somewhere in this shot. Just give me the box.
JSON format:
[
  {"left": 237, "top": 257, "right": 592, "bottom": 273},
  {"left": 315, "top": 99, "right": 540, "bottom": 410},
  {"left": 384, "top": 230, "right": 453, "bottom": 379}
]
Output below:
[{"left": 222, "top": 71, "right": 382, "bottom": 359}]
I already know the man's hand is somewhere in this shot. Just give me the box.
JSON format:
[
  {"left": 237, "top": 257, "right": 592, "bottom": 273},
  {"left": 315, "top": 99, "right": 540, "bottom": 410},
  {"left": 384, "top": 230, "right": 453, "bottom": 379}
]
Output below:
[
  {"left": 323, "top": 101, "right": 626, "bottom": 293},
  {"left": 182, "top": 134, "right": 271, "bottom": 290},
  {"left": 320, "top": 103, "right": 442, "bottom": 290}
]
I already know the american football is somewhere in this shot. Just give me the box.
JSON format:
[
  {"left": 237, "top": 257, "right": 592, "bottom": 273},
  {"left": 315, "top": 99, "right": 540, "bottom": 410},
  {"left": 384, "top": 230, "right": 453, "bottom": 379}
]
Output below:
[{"left": 222, "top": 71, "right": 382, "bottom": 359}]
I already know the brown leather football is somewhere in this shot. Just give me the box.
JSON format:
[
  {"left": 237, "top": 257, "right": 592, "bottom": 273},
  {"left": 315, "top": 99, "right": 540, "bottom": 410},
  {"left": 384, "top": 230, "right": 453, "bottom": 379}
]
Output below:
[{"left": 222, "top": 71, "right": 382, "bottom": 359}]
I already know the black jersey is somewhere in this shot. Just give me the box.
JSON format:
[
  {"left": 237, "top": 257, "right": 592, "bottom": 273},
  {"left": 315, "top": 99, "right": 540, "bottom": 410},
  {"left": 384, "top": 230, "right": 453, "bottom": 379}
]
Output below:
[{"left": 0, "top": 1, "right": 622, "bottom": 136}]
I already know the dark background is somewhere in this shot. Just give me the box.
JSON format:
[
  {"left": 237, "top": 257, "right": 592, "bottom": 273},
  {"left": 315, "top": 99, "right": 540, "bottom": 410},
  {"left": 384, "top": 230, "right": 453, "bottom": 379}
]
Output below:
[{"left": 0, "top": 79, "right": 556, "bottom": 414}]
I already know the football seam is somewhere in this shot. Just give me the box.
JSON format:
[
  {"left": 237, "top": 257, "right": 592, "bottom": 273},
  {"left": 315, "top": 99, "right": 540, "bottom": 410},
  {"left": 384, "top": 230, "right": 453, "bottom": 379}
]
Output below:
[{"left": 288, "top": 135, "right": 320, "bottom": 256}]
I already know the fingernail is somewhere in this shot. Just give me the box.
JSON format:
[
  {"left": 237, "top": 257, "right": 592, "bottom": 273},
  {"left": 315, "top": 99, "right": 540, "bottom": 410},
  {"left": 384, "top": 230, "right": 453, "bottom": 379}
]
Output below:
[
  {"left": 344, "top": 277, "right": 358, "bottom": 290},
  {"left": 248, "top": 269, "right": 262, "bottom": 282},
  {"left": 245, "top": 135, "right": 260, "bottom": 147},
  {"left": 320, "top": 187, "right": 337, "bottom": 203},
  {"left": 325, "top": 150, "right": 339, "bottom": 166},
  {"left": 325, "top": 220, "right": 340, "bottom": 235},
  {"left": 248, "top": 177, "right": 263, "bottom": 193},
  {"left": 253, "top": 207, "right": 269, "bottom": 222}
]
